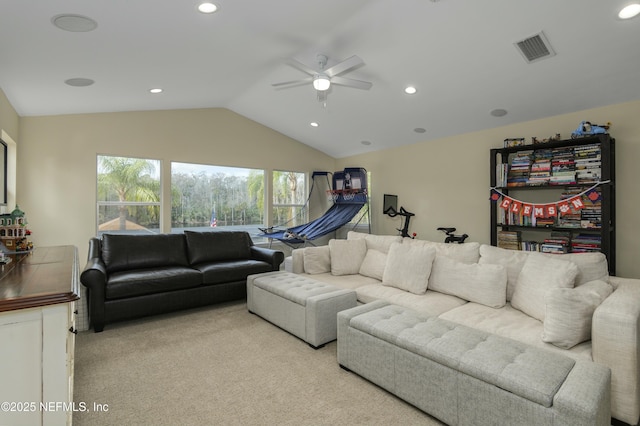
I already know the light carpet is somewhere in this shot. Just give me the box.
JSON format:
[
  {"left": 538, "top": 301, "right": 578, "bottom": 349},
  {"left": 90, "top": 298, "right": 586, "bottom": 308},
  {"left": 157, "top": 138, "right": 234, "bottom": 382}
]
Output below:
[{"left": 73, "top": 300, "right": 443, "bottom": 425}]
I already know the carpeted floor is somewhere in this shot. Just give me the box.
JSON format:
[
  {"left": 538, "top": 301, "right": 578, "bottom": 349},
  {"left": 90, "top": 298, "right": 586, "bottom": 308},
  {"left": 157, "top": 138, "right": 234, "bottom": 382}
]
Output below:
[{"left": 73, "top": 301, "right": 443, "bottom": 425}]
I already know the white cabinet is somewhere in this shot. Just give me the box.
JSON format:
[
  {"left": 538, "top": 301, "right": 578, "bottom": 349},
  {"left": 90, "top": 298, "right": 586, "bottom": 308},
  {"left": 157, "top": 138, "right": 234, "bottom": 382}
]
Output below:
[{"left": 0, "top": 246, "right": 79, "bottom": 426}]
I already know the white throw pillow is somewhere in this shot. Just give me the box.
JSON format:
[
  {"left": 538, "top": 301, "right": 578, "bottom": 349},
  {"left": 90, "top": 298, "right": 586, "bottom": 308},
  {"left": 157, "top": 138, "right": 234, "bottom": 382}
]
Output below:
[
  {"left": 511, "top": 252, "right": 578, "bottom": 321},
  {"left": 428, "top": 255, "right": 507, "bottom": 308},
  {"left": 542, "top": 280, "right": 613, "bottom": 349},
  {"left": 359, "top": 249, "right": 387, "bottom": 280},
  {"left": 403, "top": 238, "right": 480, "bottom": 264},
  {"left": 329, "top": 238, "right": 367, "bottom": 276},
  {"left": 382, "top": 242, "right": 436, "bottom": 295},
  {"left": 302, "top": 246, "right": 331, "bottom": 274},
  {"left": 479, "top": 244, "right": 530, "bottom": 301}
]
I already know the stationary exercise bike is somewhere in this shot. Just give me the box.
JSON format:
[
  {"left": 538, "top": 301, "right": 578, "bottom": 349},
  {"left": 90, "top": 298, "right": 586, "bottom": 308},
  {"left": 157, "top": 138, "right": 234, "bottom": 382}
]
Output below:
[{"left": 437, "top": 227, "right": 468, "bottom": 244}]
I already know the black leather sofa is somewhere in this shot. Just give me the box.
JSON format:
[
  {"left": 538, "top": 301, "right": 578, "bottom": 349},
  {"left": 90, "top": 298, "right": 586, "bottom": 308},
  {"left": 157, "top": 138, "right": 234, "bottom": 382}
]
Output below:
[{"left": 80, "top": 230, "right": 284, "bottom": 332}]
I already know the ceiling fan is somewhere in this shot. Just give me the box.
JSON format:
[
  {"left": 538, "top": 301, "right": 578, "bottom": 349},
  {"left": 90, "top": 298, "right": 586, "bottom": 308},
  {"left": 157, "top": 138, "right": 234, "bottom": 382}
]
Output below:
[{"left": 272, "top": 54, "right": 373, "bottom": 100}]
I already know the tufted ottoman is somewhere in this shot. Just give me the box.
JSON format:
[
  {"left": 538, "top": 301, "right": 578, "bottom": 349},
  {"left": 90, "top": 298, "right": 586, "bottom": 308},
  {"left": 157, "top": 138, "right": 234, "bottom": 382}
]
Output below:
[
  {"left": 338, "top": 301, "right": 611, "bottom": 426},
  {"left": 247, "top": 271, "right": 357, "bottom": 348}
]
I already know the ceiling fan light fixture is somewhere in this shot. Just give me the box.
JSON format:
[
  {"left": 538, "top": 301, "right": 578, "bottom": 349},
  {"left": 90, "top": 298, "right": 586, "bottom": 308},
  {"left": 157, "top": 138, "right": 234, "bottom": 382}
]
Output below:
[{"left": 313, "top": 74, "right": 331, "bottom": 91}]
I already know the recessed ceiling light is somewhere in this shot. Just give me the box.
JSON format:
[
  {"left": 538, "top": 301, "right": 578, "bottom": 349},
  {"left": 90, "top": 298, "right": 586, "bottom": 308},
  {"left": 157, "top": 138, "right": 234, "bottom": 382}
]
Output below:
[
  {"left": 310, "top": 122, "right": 319, "bottom": 127},
  {"left": 618, "top": 3, "right": 640, "bottom": 19},
  {"left": 404, "top": 86, "right": 417, "bottom": 95},
  {"left": 52, "top": 14, "right": 98, "bottom": 32},
  {"left": 150, "top": 88, "right": 163, "bottom": 94},
  {"left": 198, "top": 2, "right": 219, "bottom": 13},
  {"left": 414, "top": 128, "right": 426, "bottom": 133},
  {"left": 361, "top": 140, "right": 372, "bottom": 146},
  {"left": 490, "top": 108, "right": 508, "bottom": 117},
  {"left": 64, "top": 78, "right": 95, "bottom": 87}
]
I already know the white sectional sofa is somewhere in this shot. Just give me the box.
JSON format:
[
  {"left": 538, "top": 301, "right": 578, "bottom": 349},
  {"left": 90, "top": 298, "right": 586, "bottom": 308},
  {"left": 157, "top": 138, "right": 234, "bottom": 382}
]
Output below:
[{"left": 286, "top": 231, "right": 640, "bottom": 425}]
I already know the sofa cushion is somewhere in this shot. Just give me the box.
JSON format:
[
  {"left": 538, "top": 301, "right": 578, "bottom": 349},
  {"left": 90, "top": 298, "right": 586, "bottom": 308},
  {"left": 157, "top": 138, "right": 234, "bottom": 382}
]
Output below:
[
  {"left": 382, "top": 242, "right": 435, "bottom": 295},
  {"left": 478, "top": 244, "right": 529, "bottom": 301},
  {"left": 193, "top": 259, "right": 273, "bottom": 285},
  {"left": 184, "top": 230, "right": 252, "bottom": 264},
  {"left": 542, "top": 280, "right": 613, "bottom": 349},
  {"left": 329, "top": 238, "right": 367, "bottom": 275},
  {"left": 479, "top": 245, "right": 610, "bottom": 301},
  {"left": 546, "top": 252, "right": 609, "bottom": 286},
  {"left": 511, "top": 252, "right": 578, "bottom": 321},
  {"left": 403, "top": 238, "right": 480, "bottom": 264},
  {"left": 347, "top": 231, "right": 402, "bottom": 253},
  {"left": 439, "top": 303, "right": 594, "bottom": 361},
  {"left": 359, "top": 249, "right": 387, "bottom": 280},
  {"left": 428, "top": 255, "right": 507, "bottom": 308},
  {"left": 303, "top": 246, "right": 331, "bottom": 274},
  {"left": 106, "top": 266, "right": 202, "bottom": 299},
  {"left": 102, "top": 233, "right": 190, "bottom": 273}
]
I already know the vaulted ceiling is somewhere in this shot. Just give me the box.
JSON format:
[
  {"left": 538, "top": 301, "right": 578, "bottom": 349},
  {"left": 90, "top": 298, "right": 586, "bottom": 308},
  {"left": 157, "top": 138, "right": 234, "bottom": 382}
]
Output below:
[{"left": 1, "top": 1, "right": 639, "bottom": 158}]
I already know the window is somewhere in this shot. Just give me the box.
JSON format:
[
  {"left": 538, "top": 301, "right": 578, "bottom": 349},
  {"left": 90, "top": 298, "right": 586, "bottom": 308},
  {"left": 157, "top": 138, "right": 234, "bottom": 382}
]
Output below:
[
  {"left": 96, "top": 155, "right": 161, "bottom": 235},
  {"left": 171, "top": 162, "right": 265, "bottom": 237},
  {"left": 272, "top": 170, "right": 307, "bottom": 228}
]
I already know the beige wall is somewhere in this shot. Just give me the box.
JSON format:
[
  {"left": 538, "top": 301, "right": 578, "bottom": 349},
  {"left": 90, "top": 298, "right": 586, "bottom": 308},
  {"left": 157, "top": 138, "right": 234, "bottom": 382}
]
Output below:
[
  {"left": 337, "top": 100, "right": 640, "bottom": 279},
  {"left": 17, "top": 108, "right": 336, "bottom": 259},
  {"left": 6, "top": 94, "right": 640, "bottom": 278}
]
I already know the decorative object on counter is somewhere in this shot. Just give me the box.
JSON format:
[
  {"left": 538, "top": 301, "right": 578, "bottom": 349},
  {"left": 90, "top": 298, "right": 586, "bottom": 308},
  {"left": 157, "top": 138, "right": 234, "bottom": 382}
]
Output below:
[
  {"left": 504, "top": 138, "right": 525, "bottom": 147},
  {"left": 0, "top": 205, "right": 33, "bottom": 252},
  {"left": 532, "top": 133, "right": 562, "bottom": 144},
  {"left": 571, "top": 121, "right": 611, "bottom": 139}
]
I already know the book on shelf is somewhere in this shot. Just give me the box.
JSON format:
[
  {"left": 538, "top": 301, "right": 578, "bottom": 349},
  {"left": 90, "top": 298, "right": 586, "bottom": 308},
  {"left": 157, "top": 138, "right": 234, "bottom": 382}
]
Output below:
[
  {"left": 541, "top": 231, "right": 571, "bottom": 254},
  {"left": 497, "top": 230, "right": 521, "bottom": 250},
  {"left": 571, "top": 234, "right": 602, "bottom": 253}
]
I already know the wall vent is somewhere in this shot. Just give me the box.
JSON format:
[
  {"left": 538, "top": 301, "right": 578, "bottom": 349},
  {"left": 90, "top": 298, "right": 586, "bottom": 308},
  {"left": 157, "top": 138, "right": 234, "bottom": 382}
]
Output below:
[{"left": 515, "top": 31, "right": 556, "bottom": 63}]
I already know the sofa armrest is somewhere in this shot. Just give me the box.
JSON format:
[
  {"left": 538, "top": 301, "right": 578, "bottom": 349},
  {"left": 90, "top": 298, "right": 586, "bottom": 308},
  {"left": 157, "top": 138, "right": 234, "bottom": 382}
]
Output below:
[
  {"left": 592, "top": 278, "right": 640, "bottom": 425},
  {"left": 290, "top": 248, "right": 305, "bottom": 274},
  {"left": 250, "top": 246, "right": 284, "bottom": 271},
  {"left": 79, "top": 256, "right": 108, "bottom": 332}
]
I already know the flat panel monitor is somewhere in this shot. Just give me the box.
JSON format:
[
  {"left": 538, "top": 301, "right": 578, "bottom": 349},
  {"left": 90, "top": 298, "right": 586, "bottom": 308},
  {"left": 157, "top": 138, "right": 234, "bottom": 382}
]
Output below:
[{"left": 383, "top": 194, "right": 397, "bottom": 214}]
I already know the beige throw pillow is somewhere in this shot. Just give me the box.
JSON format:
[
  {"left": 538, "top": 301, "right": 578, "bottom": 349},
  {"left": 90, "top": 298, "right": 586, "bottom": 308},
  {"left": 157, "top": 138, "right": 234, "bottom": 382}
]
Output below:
[
  {"left": 479, "top": 244, "right": 530, "bottom": 301},
  {"left": 359, "top": 249, "right": 387, "bottom": 280},
  {"left": 511, "top": 252, "right": 578, "bottom": 321},
  {"left": 382, "top": 242, "right": 436, "bottom": 295},
  {"left": 428, "top": 255, "right": 507, "bottom": 308},
  {"left": 542, "top": 280, "right": 613, "bottom": 349},
  {"left": 302, "top": 246, "right": 331, "bottom": 274},
  {"left": 329, "top": 238, "right": 367, "bottom": 276}
]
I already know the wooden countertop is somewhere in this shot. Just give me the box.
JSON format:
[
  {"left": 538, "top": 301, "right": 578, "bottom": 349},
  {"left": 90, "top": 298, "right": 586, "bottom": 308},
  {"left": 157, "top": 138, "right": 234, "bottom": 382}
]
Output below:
[{"left": 0, "top": 245, "right": 79, "bottom": 313}]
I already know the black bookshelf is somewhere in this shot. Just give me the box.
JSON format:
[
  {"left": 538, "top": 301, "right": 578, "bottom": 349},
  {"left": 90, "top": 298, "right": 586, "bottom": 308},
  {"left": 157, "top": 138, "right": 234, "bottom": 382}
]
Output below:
[{"left": 490, "top": 134, "right": 615, "bottom": 275}]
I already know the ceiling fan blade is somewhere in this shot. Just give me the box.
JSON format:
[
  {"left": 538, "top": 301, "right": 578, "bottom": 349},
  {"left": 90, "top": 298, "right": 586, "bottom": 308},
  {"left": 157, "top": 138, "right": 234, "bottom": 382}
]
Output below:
[
  {"left": 325, "top": 55, "right": 364, "bottom": 77},
  {"left": 330, "top": 76, "right": 372, "bottom": 90},
  {"left": 271, "top": 77, "right": 313, "bottom": 88},
  {"left": 285, "top": 58, "right": 318, "bottom": 76}
]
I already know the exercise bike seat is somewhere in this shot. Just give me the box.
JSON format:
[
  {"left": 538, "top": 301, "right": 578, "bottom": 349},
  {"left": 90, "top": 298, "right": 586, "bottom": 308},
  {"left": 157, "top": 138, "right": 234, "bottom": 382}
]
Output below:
[{"left": 437, "top": 227, "right": 456, "bottom": 234}]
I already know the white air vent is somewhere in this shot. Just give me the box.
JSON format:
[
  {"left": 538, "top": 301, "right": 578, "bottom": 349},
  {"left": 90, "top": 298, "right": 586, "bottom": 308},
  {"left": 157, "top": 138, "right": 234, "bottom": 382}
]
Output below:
[{"left": 515, "top": 31, "right": 556, "bottom": 63}]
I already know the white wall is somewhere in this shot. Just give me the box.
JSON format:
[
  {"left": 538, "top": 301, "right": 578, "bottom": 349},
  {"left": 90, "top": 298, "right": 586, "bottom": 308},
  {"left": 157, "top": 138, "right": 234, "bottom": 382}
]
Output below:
[
  {"left": 16, "top": 108, "right": 336, "bottom": 260},
  {"left": 337, "top": 100, "right": 640, "bottom": 278}
]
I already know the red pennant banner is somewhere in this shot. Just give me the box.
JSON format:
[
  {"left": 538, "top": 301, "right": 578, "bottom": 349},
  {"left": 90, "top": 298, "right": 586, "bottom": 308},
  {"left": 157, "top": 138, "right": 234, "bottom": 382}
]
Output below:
[
  {"left": 546, "top": 205, "right": 557, "bottom": 217},
  {"left": 522, "top": 204, "right": 533, "bottom": 216},
  {"left": 510, "top": 201, "right": 522, "bottom": 213},
  {"left": 570, "top": 196, "right": 585, "bottom": 210},
  {"left": 558, "top": 202, "right": 571, "bottom": 216},
  {"left": 533, "top": 205, "right": 545, "bottom": 218},
  {"left": 500, "top": 197, "right": 512, "bottom": 210}
]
